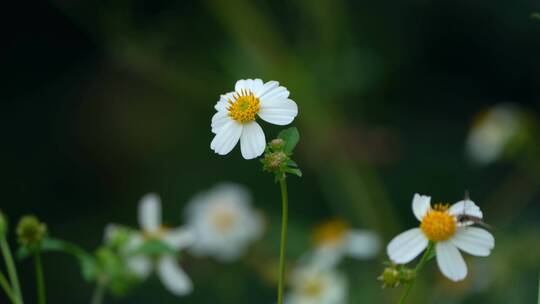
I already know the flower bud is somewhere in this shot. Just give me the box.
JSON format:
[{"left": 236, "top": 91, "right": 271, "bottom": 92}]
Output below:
[
  {"left": 16, "top": 215, "right": 47, "bottom": 247},
  {"left": 263, "top": 151, "right": 287, "bottom": 172},
  {"left": 269, "top": 138, "right": 285, "bottom": 150},
  {"left": 378, "top": 266, "right": 401, "bottom": 288}
]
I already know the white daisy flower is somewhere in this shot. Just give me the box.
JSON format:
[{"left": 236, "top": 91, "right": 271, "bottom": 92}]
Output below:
[
  {"left": 309, "top": 219, "right": 380, "bottom": 268},
  {"left": 211, "top": 78, "right": 298, "bottom": 159},
  {"left": 466, "top": 104, "right": 520, "bottom": 164},
  {"left": 185, "top": 183, "right": 264, "bottom": 262},
  {"left": 387, "top": 194, "right": 495, "bottom": 282},
  {"left": 286, "top": 262, "right": 347, "bottom": 304},
  {"left": 120, "top": 193, "right": 195, "bottom": 296}
]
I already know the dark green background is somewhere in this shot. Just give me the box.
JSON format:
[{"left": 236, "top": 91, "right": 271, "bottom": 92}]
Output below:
[{"left": 2, "top": 0, "right": 540, "bottom": 303}]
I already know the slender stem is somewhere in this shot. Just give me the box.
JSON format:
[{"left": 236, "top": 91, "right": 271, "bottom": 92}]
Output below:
[
  {"left": 398, "top": 242, "right": 434, "bottom": 304},
  {"left": 34, "top": 252, "right": 46, "bottom": 304},
  {"left": 0, "top": 270, "right": 18, "bottom": 304},
  {"left": 277, "top": 178, "right": 289, "bottom": 304},
  {"left": 537, "top": 268, "right": 540, "bottom": 304},
  {"left": 90, "top": 280, "right": 106, "bottom": 304},
  {"left": 0, "top": 238, "right": 23, "bottom": 304}
]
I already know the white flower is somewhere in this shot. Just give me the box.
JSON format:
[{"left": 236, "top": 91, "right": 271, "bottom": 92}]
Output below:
[
  {"left": 309, "top": 219, "right": 380, "bottom": 268},
  {"left": 387, "top": 194, "right": 495, "bottom": 282},
  {"left": 286, "top": 262, "right": 347, "bottom": 304},
  {"left": 185, "top": 183, "right": 264, "bottom": 261},
  {"left": 123, "top": 193, "right": 195, "bottom": 296},
  {"left": 211, "top": 78, "right": 298, "bottom": 159},
  {"left": 466, "top": 104, "right": 520, "bottom": 164}
]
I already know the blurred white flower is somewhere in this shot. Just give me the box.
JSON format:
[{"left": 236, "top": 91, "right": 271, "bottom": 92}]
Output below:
[
  {"left": 466, "top": 104, "right": 521, "bottom": 164},
  {"left": 387, "top": 194, "right": 495, "bottom": 282},
  {"left": 286, "top": 262, "right": 347, "bottom": 304},
  {"left": 211, "top": 78, "right": 298, "bottom": 159},
  {"left": 309, "top": 219, "right": 380, "bottom": 268},
  {"left": 108, "top": 193, "right": 195, "bottom": 296},
  {"left": 185, "top": 183, "right": 264, "bottom": 261}
]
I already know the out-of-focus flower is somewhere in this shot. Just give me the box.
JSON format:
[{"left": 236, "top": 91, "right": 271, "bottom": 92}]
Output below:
[
  {"left": 286, "top": 262, "right": 347, "bottom": 304},
  {"left": 386, "top": 194, "right": 495, "bottom": 281},
  {"left": 108, "top": 193, "right": 194, "bottom": 296},
  {"left": 466, "top": 104, "right": 522, "bottom": 164},
  {"left": 16, "top": 215, "right": 47, "bottom": 247},
  {"left": 211, "top": 79, "right": 298, "bottom": 159},
  {"left": 185, "top": 183, "right": 263, "bottom": 261},
  {"left": 309, "top": 219, "right": 380, "bottom": 267}
]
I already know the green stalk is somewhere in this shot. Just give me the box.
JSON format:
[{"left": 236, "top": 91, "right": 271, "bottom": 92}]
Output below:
[
  {"left": 537, "top": 268, "right": 540, "bottom": 304},
  {"left": 277, "top": 178, "right": 289, "bottom": 304},
  {"left": 1, "top": 238, "right": 23, "bottom": 304},
  {"left": 34, "top": 252, "right": 46, "bottom": 304},
  {"left": 0, "top": 270, "right": 18, "bottom": 304},
  {"left": 398, "top": 242, "right": 434, "bottom": 304},
  {"left": 90, "top": 280, "right": 106, "bottom": 304}
]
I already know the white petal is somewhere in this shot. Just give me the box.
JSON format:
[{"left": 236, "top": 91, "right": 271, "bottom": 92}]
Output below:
[
  {"left": 211, "top": 111, "right": 230, "bottom": 134},
  {"left": 255, "top": 80, "right": 279, "bottom": 97},
  {"left": 127, "top": 256, "right": 152, "bottom": 279},
  {"left": 163, "top": 228, "right": 195, "bottom": 250},
  {"left": 258, "top": 85, "right": 289, "bottom": 102},
  {"left": 412, "top": 194, "right": 431, "bottom": 221},
  {"left": 387, "top": 228, "right": 428, "bottom": 264},
  {"left": 157, "top": 256, "right": 193, "bottom": 296},
  {"left": 258, "top": 98, "right": 298, "bottom": 125},
  {"left": 345, "top": 230, "right": 381, "bottom": 259},
  {"left": 449, "top": 199, "right": 483, "bottom": 225},
  {"left": 240, "top": 122, "right": 266, "bottom": 159},
  {"left": 214, "top": 92, "right": 234, "bottom": 111},
  {"left": 210, "top": 121, "right": 243, "bottom": 155},
  {"left": 436, "top": 241, "right": 467, "bottom": 281},
  {"left": 451, "top": 227, "right": 494, "bottom": 257},
  {"left": 138, "top": 193, "right": 161, "bottom": 231},
  {"left": 235, "top": 79, "right": 263, "bottom": 94}
]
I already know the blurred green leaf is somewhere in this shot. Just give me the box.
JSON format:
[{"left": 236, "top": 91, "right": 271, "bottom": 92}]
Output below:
[
  {"left": 130, "top": 239, "right": 176, "bottom": 257},
  {"left": 278, "top": 127, "right": 300, "bottom": 154}
]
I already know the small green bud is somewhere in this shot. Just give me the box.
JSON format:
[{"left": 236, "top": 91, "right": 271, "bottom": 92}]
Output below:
[
  {"left": 104, "top": 224, "right": 131, "bottom": 249},
  {"left": 400, "top": 268, "right": 416, "bottom": 283},
  {"left": 16, "top": 215, "right": 47, "bottom": 247},
  {"left": 378, "top": 266, "right": 401, "bottom": 288},
  {"left": 0, "top": 211, "right": 7, "bottom": 237},
  {"left": 269, "top": 138, "right": 285, "bottom": 150},
  {"left": 263, "top": 151, "right": 287, "bottom": 172}
]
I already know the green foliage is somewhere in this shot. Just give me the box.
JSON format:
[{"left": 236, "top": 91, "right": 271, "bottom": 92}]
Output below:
[
  {"left": 0, "top": 211, "right": 6, "bottom": 237},
  {"left": 129, "top": 238, "right": 177, "bottom": 257},
  {"left": 17, "top": 237, "right": 97, "bottom": 281},
  {"left": 277, "top": 127, "right": 300, "bottom": 154},
  {"left": 532, "top": 12, "right": 540, "bottom": 21},
  {"left": 262, "top": 127, "right": 302, "bottom": 182}
]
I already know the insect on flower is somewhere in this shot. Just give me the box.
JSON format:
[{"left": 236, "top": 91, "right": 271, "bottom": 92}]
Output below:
[{"left": 456, "top": 191, "right": 492, "bottom": 230}]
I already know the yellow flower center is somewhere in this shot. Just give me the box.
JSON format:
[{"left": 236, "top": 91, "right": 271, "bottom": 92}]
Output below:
[
  {"left": 227, "top": 89, "right": 260, "bottom": 123},
  {"left": 420, "top": 204, "right": 456, "bottom": 241},
  {"left": 302, "top": 279, "right": 324, "bottom": 298},
  {"left": 143, "top": 226, "right": 169, "bottom": 240},
  {"left": 211, "top": 210, "right": 236, "bottom": 232},
  {"left": 312, "top": 219, "right": 350, "bottom": 247}
]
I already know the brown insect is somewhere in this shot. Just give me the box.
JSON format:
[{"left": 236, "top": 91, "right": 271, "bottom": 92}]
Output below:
[{"left": 456, "top": 190, "right": 492, "bottom": 229}]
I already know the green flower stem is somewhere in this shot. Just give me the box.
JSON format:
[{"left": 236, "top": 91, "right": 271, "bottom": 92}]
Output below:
[
  {"left": 537, "top": 268, "right": 540, "bottom": 304},
  {"left": 277, "top": 178, "right": 289, "bottom": 304},
  {"left": 398, "top": 242, "right": 435, "bottom": 304},
  {"left": 0, "top": 238, "right": 23, "bottom": 304},
  {"left": 0, "top": 270, "right": 18, "bottom": 304},
  {"left": 34, "top": 252, "right": 46, "bottom": 304},
  {"left": 91, "top": 280, "right": 106, "bottom": 304}
]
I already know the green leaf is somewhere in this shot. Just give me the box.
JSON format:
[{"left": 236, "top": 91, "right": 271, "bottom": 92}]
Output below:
[
  {"left": 278, "top": 127, "right": 300, "bottom": 154},
  {"left": 129, "top": 239, "right": 177, "bottom": 257},
  {"left": 284, "top": 167, "right": 302, "bottom": 177},
  {"left": 532, "top": 12, "right": 540, "bottom": 21}
]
